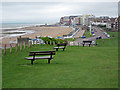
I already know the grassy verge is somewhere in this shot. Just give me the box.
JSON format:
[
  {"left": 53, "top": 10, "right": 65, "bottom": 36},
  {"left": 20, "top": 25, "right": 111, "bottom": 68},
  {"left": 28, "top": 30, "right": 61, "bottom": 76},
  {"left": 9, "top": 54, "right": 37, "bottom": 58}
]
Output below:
[
  {"left": 84, "top": 30, "right": 92, "bottom": 38},
  {"left": 65, "top": 38, "right": 76, "bottom": 41},
  {"left": 2, "top": 32, "right": 118, "bottom": 88},
  {"left": 0, "top": 49, "right": 2, "bottom": 89}
]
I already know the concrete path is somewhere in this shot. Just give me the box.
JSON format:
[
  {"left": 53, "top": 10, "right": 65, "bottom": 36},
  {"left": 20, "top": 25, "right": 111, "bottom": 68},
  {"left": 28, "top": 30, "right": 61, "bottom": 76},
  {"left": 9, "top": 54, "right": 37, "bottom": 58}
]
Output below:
[{"left": 73, "top": 30, "right": 85, "bottom": 38}]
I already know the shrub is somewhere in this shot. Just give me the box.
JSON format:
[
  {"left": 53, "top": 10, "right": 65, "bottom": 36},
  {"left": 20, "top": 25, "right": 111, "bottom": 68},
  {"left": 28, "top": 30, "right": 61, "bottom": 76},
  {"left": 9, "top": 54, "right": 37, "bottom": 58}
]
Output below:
[{"left": 39, "top": 37, "right": 65, "bottom": 45}]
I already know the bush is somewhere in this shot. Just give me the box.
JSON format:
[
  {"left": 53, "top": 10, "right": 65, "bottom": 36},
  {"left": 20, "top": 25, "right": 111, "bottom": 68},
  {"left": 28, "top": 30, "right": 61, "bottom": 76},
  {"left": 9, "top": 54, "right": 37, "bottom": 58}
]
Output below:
[{"left": 39, "top": 37, "right": 65, "bottom": 45}]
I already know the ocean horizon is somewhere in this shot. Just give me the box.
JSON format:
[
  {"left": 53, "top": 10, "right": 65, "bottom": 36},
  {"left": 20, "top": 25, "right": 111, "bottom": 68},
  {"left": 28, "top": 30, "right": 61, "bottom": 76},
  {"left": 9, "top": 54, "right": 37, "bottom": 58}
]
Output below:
[{"left": 0, "top": 23, "right": 46, "bottom": 30}]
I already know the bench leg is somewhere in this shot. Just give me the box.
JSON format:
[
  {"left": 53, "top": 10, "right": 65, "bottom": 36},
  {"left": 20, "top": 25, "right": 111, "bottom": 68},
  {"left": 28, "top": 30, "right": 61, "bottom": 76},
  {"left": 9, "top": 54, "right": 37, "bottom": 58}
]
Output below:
[
  {"left": 56, "top": 48, "right": 58, "bottom": 51},
  {"left": 89, "top": 44, "right": 90, "bottom": 47},
  {"left": 63, "top": 48, "right": 65, "bottom": 51},
  {"left": 48, "top": 59, "right": 51, "bottom": 64},
  {"left": 83, "top": 44, "right": 84, "bottom": 47},
  {"left": 31, "top": 60, "right": 34, "bottom": 65}
]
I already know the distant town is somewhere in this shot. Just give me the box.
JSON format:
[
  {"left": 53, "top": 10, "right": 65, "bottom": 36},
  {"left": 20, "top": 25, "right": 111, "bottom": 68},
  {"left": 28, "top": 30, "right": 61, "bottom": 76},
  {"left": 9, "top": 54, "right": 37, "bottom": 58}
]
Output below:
[
  {"left": 39, "top": 14, "right": 119, "bottom": 33},
  {"left": 56, "top": 15, "right": 118, "bottom": 32}
]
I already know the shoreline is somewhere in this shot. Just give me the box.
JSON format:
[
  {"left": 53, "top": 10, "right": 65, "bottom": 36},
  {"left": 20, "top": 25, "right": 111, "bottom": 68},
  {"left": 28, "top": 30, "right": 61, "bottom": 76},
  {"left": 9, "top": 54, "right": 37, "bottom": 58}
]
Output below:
[{"left": 1, "top": 26, "right": 73, "bottom": 44}]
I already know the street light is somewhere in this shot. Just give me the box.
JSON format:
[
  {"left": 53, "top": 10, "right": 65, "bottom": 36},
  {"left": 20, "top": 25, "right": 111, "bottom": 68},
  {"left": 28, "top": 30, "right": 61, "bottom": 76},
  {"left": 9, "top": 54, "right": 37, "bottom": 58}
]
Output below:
[{"left": 89, "top": 21, "right": 92, "bottom": 36}]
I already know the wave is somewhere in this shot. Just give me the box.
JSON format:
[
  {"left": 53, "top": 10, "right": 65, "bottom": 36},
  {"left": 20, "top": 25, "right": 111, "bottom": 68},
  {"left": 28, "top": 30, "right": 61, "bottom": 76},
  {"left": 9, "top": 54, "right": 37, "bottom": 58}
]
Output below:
[{"left": 0, "top": 23, "right": 43, "bottom": 31}]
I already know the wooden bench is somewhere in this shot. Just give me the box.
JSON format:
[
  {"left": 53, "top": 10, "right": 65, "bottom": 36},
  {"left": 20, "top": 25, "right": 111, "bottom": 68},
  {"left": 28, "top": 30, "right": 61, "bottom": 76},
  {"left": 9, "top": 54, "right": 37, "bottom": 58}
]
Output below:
[
  {"left": 82, "top": 41, "right": 92, "bottom": 47},
  {"left": 54, "top": 43, "right": 67, "bottom": 51},
  {"left": 24, "top": 51, "right": 55, "bottom": 65}
]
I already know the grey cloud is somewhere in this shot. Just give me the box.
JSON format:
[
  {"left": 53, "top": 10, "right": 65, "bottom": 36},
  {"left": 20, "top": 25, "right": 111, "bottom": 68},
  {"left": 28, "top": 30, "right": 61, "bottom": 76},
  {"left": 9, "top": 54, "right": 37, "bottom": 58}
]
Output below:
[{"left": 2, "top": 2, "right": 118, "bottom": 24}]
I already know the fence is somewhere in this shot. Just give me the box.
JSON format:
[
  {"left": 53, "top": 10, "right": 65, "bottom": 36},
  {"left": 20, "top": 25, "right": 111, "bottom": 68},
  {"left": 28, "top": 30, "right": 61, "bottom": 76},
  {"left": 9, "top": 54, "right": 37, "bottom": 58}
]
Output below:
[
  {"left": 68, "top": 42, "right": 81, "bottom": 46},
  {"left": 3, "top": 41, "right": 61, "bottom": 55}
]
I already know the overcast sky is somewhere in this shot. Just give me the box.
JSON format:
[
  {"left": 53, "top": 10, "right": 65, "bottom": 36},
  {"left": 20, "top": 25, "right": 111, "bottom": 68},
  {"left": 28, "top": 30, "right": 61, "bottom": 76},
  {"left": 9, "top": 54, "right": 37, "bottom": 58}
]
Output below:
[{"left": 1, "top": 2, "right": 119, "bottom": 24}]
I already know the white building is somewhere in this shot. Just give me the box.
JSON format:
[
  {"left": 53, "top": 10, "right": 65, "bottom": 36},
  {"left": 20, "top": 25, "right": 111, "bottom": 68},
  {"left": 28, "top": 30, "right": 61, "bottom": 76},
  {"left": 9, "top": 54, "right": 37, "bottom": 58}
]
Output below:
[
  {"left": 60, "top": 16, "right": 70, "bottom": 25},
  {"left": 72, "top": 16, "right": 82, "bottom": 25},
  {"left": 106, "top": 23, "right": 112, "bottom": 29},
  {"left": 82, "top": 14, "right": 95, "bottom": 26}
]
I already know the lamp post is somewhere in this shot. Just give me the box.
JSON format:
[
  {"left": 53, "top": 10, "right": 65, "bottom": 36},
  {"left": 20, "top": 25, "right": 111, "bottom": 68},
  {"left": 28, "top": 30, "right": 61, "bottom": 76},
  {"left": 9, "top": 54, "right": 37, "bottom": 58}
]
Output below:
[{"left": 89, "top": 21, "right": 92, "bottom": 36}]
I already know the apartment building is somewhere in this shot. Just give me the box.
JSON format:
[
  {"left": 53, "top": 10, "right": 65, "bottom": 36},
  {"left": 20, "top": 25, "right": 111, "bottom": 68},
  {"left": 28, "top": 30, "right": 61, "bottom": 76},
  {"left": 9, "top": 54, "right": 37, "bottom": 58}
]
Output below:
[
  {"left": 72, "top": 16, "right": 82, "bottom": 25},
  {"left": 60, "top": 14, "right": 95, "bottom": 26},
  {"left": 105, "top": 18, "right": 118, "bottom": 31},
  {"left": 60, "top": 16, "right": 70, "bottom": 26}
]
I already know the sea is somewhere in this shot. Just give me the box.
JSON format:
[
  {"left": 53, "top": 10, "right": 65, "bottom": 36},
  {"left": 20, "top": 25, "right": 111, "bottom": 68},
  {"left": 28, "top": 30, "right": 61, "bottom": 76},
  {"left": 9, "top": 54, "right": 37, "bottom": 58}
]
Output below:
[
  {"left": 0, "top": 23, "right": 43, "bottom": 39},
  {"left": 1, "top": 23, "right": 38, "bottom": 30}
]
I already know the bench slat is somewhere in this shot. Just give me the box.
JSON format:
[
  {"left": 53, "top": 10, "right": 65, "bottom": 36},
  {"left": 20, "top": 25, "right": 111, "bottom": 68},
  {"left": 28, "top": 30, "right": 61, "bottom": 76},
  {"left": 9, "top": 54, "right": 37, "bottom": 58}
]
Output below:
[
  {"left": 29, "top": 53, "right": 55, "bottom": 56},
  {"left": 29, "top": 51, "right": 55, "bottom": 56},
  {"left": 54, "top": 47, "right": 65, "bottom": 49},
  {"left": 30, "top": 51, "right": 55, "bottom": 53},
  {"left": 24, "top": 56, "right": 53, "bottom": 60}
]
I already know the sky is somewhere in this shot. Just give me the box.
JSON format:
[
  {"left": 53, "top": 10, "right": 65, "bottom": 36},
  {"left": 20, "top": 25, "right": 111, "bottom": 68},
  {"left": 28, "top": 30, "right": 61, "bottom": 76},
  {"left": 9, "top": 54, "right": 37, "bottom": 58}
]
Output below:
[
  {"left": 118, "top": 1, "right": 120, "bottom": 16},
  {"left": 1, "top": 1, "right": 119, "bottom": 24}
]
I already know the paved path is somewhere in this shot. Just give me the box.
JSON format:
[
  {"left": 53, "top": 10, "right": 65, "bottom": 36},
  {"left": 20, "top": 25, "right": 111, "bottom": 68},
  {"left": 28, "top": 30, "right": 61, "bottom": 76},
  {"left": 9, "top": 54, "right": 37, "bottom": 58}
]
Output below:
[{"left": 73, "top": 30, "right": 85, "bottom": 38}]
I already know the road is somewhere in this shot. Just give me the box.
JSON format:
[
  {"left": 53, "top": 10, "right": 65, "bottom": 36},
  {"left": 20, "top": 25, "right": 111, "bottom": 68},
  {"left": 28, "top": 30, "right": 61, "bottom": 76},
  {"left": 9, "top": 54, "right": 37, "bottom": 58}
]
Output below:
[{"left": 69, "top": 26, "right": 108, "bottom": 46}]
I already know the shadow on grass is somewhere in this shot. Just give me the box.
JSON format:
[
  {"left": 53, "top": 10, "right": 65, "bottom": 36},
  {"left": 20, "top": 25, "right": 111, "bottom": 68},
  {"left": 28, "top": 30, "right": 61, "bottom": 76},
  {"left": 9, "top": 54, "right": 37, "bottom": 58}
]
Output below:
[{"left": 18, "top": 61, "right": 70, "bottom": 66}]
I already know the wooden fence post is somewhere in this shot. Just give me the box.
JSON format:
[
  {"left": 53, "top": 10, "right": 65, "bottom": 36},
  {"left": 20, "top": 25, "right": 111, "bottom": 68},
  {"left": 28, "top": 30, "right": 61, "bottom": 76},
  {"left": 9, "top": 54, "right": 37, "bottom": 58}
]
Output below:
[
  {"left": 50, "top": 41, "right": 52, "bottom": 45},
  {"left": 46, "top": 41, "right": 48, "bottom": 46},
  {"left": 40, "top": 41, "right": 41, "bottom": 46},
  {"left": 28, "top": 42, "right": 30, "bottom": 48},
  {"left": 24, "top": 42, "right": 26, "bottom": 49},
  {"left": 43, "top": 41, "right": 44, "bottom": 46},
  {"left": 53, "top": 41, "right": 55, "bottom": 46},
  {"left": 33, "top": 41, "right": 34, "bottom": 46},
  {"left": 10, "top": 44, "right": 12, "bottom": 54},
  {"left": 4, "top": 44, "right": 6, "bottom": 55},
  {"left": 58, "top": 41, "right": 60, "bottom": 44},
  {"left": 72, "top": 42, "right": 74, "bottom": 46},
  {"left": 31, "top": 41, "right": 32, "bottom": 47},
  {"left": 51, "top": 41, "right": 53, "bottom": 45},
  {"left": 69, "top": 42, "right": 70, "bottom": 46},
  {"left": 20, "top": 44, "right": 22, "bottom": 52},
  {"left": 16, "top": 43, "right": 18, "bottom": 52},
  {"left": 36, "top": 40, "right": 37, "bottom": 45},
  {"left": 78, "top": 42, "right": 79, "bottom": 46}
]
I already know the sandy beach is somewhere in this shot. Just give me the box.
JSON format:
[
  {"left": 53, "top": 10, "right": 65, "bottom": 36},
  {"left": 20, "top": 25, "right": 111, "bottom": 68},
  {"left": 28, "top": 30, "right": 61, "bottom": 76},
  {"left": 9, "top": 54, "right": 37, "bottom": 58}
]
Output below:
[{"left": 1, "top": 26, "right": 73, "bottom": 44}]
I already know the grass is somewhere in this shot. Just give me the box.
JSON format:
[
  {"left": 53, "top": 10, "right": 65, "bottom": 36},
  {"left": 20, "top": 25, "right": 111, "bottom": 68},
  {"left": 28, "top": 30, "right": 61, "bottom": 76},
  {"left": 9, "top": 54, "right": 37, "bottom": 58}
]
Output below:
[
  {"left": 0, "top": 49, "right": 2, "bottom": 89},
  {"left": 65, "top": 38, "right": 76, "bottom": 41},
  {"left": 84, "top": 30, "right": 92, "bottom": 38},
  {"left": 2, "top": 32, "right": 118, "bottom": 88}
]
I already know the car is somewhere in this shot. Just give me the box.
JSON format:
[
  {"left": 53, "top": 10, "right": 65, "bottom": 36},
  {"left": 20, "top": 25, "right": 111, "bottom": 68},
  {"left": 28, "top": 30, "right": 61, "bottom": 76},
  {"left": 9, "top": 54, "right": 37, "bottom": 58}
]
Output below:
[
  {"left": 30, "top": 39, "right": 45, "bottom": 44},
  {"left": 96, "top": 36, "right": 102, "bottom": 39},
  {"left": 82, "top": 36, "right": 86, "bottom": 38},
  {"left": 92, "top": 34, "right": 95, "bottom": 37},
  {"left": 92, "top": 31, "right": 94, "bottom": 34},
  {"left": 107, "top": 34, "right": 110, "bottom": 38},
  {"left": 104, "top": 32, "right": 107, "bottom": 35}
]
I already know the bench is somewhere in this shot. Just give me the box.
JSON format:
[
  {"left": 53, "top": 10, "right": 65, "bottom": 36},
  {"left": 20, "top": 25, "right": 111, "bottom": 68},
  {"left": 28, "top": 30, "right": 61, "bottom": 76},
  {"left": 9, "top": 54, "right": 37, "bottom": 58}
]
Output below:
[
  {"left": 54, "top": 43, "right": 67, "bottom": 51},
  {"left": 24, "top": 51, "right": 55, "bottom": 65},
  {"left": 82, "top": 41, "right": 92, "bottom": 47}
]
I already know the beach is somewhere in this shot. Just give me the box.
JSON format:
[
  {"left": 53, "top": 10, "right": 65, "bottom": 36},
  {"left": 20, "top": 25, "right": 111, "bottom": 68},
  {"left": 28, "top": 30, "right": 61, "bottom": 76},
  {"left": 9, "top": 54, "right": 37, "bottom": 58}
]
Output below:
[{"left": 1, "top": 26, "right": 73, "bottom": 44}]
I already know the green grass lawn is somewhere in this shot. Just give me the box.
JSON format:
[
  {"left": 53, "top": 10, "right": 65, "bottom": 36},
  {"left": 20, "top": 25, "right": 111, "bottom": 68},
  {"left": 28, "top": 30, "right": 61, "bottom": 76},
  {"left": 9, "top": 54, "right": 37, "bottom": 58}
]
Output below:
[
  {"left": 0, "top": 49, "right": 2, "bottom": 89},
  {"left": 84, "top": 30, "right": 92, "bottom": 38},
  {"left": 65, "top": 38, "right": 76, "bottom": 41},
  {"left": 2, "top": 32, "right": 118, "bottom": 88}
]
